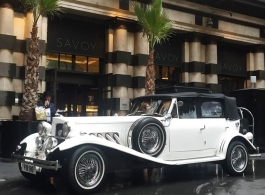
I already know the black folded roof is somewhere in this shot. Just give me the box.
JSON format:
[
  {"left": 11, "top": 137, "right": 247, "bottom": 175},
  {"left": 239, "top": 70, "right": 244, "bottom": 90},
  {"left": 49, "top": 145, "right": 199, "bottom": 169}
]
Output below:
[{"left": 134, "top": 92, "right": 240, "bottom": 120}]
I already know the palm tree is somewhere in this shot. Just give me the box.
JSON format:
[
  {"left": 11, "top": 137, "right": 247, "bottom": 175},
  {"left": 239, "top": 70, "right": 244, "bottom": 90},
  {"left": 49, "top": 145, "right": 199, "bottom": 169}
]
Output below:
[
  {"left": 133, "top": 0, "right": 174, "bottom": 95},
  {"left": 19, "top": 0, "right": 62, "bottom": 121}
]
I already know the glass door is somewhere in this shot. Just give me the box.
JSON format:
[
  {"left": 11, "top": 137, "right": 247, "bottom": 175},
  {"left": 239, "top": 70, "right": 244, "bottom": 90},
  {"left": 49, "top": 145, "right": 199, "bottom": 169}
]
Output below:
[{"left": 56, "top": 84, "right": 98, "bottom": 116}]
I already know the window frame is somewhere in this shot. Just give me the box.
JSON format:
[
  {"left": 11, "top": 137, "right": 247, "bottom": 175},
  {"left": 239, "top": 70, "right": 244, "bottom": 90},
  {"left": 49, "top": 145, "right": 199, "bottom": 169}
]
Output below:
[
  {"left": 176, "top": 97, "right": 197, "bottom": 119},
  {"left": 198, "top": 98, "right": 225, "bottom": 119}
]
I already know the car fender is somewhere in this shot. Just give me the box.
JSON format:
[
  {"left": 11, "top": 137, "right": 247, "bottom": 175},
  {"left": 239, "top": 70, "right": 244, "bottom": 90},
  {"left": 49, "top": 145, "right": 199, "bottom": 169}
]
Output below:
[
  {"left": 217, "top": 132, "right": 256, "bottom": 158},
  {"left": 55, "top": 135, "right": 177, "bottom": 165},
  {"left": 20, "top": 133, "right": 39, "bottom": 152}
]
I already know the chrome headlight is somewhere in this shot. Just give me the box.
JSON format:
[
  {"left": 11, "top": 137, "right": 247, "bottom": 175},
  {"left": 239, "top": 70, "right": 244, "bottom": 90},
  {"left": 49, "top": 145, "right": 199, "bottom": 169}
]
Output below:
[
  {"left": 35, "top": 136, "right": 43, "bottom": 148},
  {"left": 37, "top": 122, "right": 45, "bottom": 136},
  {"left": 37, "top": 122, "right": 52, "bottom": 136},
  {"left": 62, "top": 122, "right": 71, "bottom": 138},
  {"left": 46, "top": 137, "right": 58, "bottom": 150},
  {"left": 16, "top": 145, "right": 21, "bottom": 151}
]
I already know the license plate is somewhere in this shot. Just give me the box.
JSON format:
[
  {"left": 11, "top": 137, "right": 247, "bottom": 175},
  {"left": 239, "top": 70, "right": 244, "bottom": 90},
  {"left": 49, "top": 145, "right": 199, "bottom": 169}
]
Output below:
[{"left": 21, "top": 163, "right": 36, "bottom": 175}]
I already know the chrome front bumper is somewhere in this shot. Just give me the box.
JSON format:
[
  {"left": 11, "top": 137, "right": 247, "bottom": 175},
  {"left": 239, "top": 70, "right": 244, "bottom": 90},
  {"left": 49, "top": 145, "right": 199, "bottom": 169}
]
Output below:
[{"left": 11, "top": 153, "right": 62, "bottom": 171}]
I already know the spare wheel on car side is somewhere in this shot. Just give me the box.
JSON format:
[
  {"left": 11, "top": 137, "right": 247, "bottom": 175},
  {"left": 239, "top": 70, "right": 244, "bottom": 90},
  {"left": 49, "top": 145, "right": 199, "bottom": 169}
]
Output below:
[{"left": 130, "top": 117, "right": 166, "bottom": 157}]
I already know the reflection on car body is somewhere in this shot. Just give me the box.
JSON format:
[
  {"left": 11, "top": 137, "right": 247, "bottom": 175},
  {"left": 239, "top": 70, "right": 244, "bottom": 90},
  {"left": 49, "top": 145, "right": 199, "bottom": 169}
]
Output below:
[{"left": 11, "top": 92, "right": 258, "bottom": 194}]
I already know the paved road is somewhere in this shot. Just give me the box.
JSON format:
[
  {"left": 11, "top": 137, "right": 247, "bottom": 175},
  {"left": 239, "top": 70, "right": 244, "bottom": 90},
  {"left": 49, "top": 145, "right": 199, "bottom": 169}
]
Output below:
[
  {"left": 0, "top": 154, "right": 265, "bottom": 195},
  {"left": 0, "top": 158, "right": 20, "bottom": 183}
]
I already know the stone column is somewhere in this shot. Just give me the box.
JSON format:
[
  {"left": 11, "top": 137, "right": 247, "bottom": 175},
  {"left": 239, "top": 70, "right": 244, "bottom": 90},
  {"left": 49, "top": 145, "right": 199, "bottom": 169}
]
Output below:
[
  {"left": 246, "top": 52, "right": 254, "bottom": 88},
  {"left": 113, "top": 24, "right": 130, "bottom": 116},
  {"left": 104, "top": 28, "right": 114, "bottom": 116},
  {"left": 12, "top": 12, "right": 25, "bottom": 117},
  {"left": 181, "top": 41, "right": 189, "bottom": 83},
  {"left": 127, "top": 31, "right": 134, "bottom": 100},
  {"left": 182, "top": 34, "right": 208, "bottom": 88},
  {"left": 0, "top": 2, "right": 16, "bottom": 120},
  {"left": 39, "top": 16, "right": 47, "bottom": 94},
  {"left": 205, "top": 43, "right": 218, "bottom": 83},
  {"left": 200, "top": 44, "right": 206, "bottom": 83},
  {"left": 254, "top": 47, "right": 265, "bottom": 88},
  {"left": 189, "top": 40, "right": 202, "bottom": 83},
  {"left": 133, "top": 30, "right": 148, "bottom": 98},
  {"left": 246, "top": 46, "right": 265, "bottom": 89},
  {"left": 204, "top": 38, "right": 221, "bottom": 93}
]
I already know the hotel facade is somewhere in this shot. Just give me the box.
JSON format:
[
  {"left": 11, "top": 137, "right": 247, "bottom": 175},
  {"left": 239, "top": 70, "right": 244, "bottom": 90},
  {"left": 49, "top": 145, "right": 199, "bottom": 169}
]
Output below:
[{"left": 0, "top": 0, "right": 265, "bottom": 119}]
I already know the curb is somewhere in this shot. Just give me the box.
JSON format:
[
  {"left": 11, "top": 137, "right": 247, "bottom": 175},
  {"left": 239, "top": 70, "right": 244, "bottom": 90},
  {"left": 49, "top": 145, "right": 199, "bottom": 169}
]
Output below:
[{"left": 0, "top": 158, "right": 16, "bottom": 163}]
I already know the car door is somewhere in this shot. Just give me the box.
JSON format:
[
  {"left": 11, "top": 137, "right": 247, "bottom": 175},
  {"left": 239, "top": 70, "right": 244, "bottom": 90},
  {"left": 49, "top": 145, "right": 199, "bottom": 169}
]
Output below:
[
  {"left": 168, "top": 98, "right": 205, "bottom": 160},
  {"left": 199, "top": 99, "right": 227, "bottom": 157}
]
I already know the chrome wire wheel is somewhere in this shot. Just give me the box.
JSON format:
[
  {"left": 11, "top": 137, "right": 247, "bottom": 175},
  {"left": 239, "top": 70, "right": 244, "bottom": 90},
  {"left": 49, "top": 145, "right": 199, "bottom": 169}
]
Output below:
[
  {"left": 231, "top": 145, "right": 247, "bottom": 172},
  {"left": 138, "top": 124, "right": 164, "bottom": 155},
  {"left": 75, "top": 151, "right": 104, "bottom": 189}
]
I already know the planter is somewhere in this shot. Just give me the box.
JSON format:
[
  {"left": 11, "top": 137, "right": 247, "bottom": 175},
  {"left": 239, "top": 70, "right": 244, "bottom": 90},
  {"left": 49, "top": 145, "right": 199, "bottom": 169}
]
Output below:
[{"left": 0, "top": 121, "right": 39, "bottom": 158}]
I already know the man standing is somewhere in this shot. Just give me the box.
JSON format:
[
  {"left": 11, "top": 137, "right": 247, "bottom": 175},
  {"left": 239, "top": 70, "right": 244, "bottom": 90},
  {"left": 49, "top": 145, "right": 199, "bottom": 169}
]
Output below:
[{"left": 38, "top": 91, "right": 56, "bottom": 122}]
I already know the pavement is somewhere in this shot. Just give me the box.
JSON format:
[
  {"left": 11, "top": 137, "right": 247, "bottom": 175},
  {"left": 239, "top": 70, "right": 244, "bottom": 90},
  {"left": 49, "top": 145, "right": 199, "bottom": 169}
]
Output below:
[{"left": 0, "top": 158, "right": 21, "bottom": 184}]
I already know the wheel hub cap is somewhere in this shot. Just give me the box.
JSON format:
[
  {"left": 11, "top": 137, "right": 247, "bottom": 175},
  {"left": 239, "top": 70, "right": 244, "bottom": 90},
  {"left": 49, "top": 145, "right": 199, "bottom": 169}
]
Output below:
[{"left": 231, "top": 146, "right": 247, "bottom": 172}]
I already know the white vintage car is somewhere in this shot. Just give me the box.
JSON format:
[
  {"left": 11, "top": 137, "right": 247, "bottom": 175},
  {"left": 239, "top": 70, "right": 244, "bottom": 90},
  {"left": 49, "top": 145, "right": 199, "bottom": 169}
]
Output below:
[{"left": 12, "top": 92, "right": 258, "bottom": 194}]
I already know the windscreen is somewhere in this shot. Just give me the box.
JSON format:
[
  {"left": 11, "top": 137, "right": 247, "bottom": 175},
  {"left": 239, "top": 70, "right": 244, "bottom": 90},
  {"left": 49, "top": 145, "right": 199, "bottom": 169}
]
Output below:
[{"left": 129, "top": 98, "right": 172, "bottom": 116}]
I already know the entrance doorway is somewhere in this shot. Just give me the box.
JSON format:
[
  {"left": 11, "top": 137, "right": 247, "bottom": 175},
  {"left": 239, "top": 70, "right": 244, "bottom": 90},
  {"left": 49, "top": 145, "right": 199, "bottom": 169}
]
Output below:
[
  {"left": 57, "top": 84, "right": 99, "bottom": 117},
  {"left": 218, "top": 75, "right": 245, "bottom": 96}
]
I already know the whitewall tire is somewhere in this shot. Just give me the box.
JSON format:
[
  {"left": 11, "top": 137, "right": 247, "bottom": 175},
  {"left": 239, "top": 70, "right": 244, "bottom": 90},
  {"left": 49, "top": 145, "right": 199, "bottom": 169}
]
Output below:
[
  {"left": 68, "top": 145, "right": 107, "bottom": 194},
  {"left": 222, "top": 141, "right": 248, "bottom": 176}
]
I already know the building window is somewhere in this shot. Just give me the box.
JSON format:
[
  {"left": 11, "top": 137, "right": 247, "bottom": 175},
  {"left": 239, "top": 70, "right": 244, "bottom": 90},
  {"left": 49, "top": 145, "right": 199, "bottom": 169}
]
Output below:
[
  {"left": 46, "top": 52, "right": 100, "bottom": 73},
  {"left": 46, "top": 53, "right": 59, "bottom": 69},
  {"left": 60, "top": 54, "right": 72, "bottom": 70},
  {"left": 75, "top": 55, "right": 87, "bottom": 71},
  {"left": 88, "top": 57, "right": 99, "bottom": 73},
  {"left": 155, "top": 65, "right": 180, "bottom": 82}
]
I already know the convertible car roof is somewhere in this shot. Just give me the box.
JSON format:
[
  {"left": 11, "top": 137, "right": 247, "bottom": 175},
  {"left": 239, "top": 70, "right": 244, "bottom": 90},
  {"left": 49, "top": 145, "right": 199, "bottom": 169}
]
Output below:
[{"left": 134, "top": 92, "right": 240, "bottom": 120}]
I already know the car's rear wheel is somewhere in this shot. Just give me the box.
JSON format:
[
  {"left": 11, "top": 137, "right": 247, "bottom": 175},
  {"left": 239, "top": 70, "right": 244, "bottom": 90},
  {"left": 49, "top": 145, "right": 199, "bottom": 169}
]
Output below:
[
  {"left": 131, "top": 117, "right": 166, "bottom": 157},
  {"left": 222, "top": 141, "right": 248, "bottom": 176},
  {"left": 67, "top": 145, "right": 107, "bottom": 194}
]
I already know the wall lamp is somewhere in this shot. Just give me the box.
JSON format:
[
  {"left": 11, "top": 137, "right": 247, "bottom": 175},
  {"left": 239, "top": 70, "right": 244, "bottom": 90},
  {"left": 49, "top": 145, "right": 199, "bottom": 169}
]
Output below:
[{"left": 207, "top": 17, "right": 213, "bottom": 27}]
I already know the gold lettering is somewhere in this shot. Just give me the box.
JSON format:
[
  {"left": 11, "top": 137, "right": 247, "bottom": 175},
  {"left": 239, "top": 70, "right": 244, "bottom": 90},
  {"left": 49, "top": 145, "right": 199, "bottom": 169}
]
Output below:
[
  {"left": 64, "top": 39, "right": 71, "bottom": 48},
  {"left": 81, "top": 42, "right": 89, "bottom": 50},
  {"left": 155, "top": 52, "right": 160, "bottom": 60},
  {"left": 90, "top": 43, "right": 96, "bottom": 51},
  {"left": 233, "top": 64, "right": 238, "bottom": 71},
  {"left": 174, "top": 55, "right": 179, "bottom": 62},
  {"left": 72, "top": 40, "right": 79, "bottom": 49},
  {"left": 168, "top": 54, "right": 174, "bottom": 62},
  {"left": 161, "top": 53, "right": 166, "bottom": 61},
  {"left": 57, "top": 38, "right": 62, "bottom": 47}
]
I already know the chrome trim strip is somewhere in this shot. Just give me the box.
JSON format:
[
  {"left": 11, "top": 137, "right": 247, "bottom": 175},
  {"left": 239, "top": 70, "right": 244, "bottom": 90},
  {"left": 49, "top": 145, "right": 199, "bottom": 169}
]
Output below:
[
  {"left": 113, "top": 133, "right": 123, "bottom": 145},
  {"left": 105, "top": 133, "right": 116, "bottom": 143},
  {"left": 97, "top": 133, "right": 105, "bottom": 139},
  {"left": 11, "top": 153, "right": 61, "bottom": 170}
]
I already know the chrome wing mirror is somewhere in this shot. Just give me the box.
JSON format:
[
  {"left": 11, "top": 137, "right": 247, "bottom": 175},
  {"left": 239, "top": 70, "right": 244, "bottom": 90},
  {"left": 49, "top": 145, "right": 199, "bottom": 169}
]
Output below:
[{"left": 177, "top": 101, "right": 184, "bottom": 107}]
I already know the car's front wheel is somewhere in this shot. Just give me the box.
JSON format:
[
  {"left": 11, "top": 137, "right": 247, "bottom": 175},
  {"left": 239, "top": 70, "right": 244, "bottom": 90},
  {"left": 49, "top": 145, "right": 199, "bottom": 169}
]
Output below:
[
  {"left": 222, "top": 141, "right": 248, "bottom": 176},
  {"left": 67, "top": 145, "right": 107, "bottom": 194}
]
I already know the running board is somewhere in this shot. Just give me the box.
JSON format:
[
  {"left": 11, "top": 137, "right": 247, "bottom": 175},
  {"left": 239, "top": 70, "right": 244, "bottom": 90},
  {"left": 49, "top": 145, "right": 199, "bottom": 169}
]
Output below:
[
  {"left": 249, "top": 154, "right": 261, "bottom": 157},
  {"left": 175, "top": 156, "right": 224, "bottom": 165}
]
